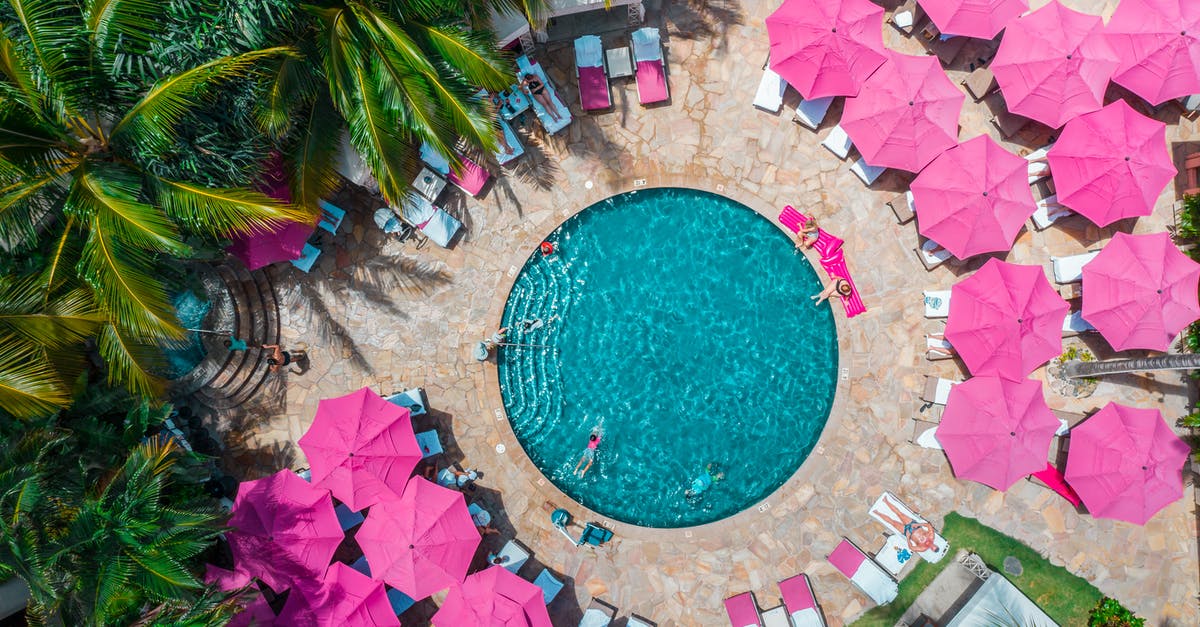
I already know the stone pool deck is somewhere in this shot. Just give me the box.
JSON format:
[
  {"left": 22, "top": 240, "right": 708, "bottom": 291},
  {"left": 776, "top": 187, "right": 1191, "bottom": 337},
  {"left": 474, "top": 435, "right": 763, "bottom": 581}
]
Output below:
[{"left": 214, "top": 0, "right": 1199, "bottom": 624}]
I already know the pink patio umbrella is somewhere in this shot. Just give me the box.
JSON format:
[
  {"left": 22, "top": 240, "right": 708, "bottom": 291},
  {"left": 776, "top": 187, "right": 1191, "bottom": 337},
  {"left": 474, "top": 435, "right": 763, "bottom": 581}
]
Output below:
[
  {"left": 1082, "top": 232, "right": 1200, "bottom": 351},
  {"left": 841, "top": 52, "right": 965, "bottom": 172},
  {"left": 277, "top": 563, "right": 401, "bottom": 627},
  {"left": 1045, "top": 100, "right": 1177, "bottom": 227},
  {"left": 935, "top": 376, "right": 1060, "bottom": 490},
  {"left": 431, "top": 566, "right": 553, "bottom": 627},
  {"left": 944, "top": 258, "right": 1070, "bottom": 378},
  {"left": 911, "top": 135, "right": 1036, "bottom": 259},
  {"left": 298, "top": 387, "right": 422, "bottom": 512},
  {"left": 229, "top": 597, "right": 277, "bottom": 627},
  {"left": 227, "top": 469, "right": 343, "bottom": 593},
  {"left": 226, "top": 220, "right": 315, "bottom": 271},
  {"left": 1107, "top": 0, "right": 1200, "bottom": 106},
  {"left": 765, "top": 0, "right": 888, "bottom": 99},
  {"left": 918, "top": 0, "right": 1029, "bottom": 40},
  {"left": 1065, "top": 403, "right": 1191, "bottom": 524},
  {"left": 990, "top": 1, "right": 1120, "bottom": 128},
  {"left": 357, "top": 477, "right": 481, "bottom": 600}
]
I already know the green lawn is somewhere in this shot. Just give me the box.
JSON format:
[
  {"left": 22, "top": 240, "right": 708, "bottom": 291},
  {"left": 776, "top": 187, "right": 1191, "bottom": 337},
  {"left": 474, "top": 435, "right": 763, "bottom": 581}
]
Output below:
[{"left": 852, "top": 512, "right": 1103, "bottom": 627}]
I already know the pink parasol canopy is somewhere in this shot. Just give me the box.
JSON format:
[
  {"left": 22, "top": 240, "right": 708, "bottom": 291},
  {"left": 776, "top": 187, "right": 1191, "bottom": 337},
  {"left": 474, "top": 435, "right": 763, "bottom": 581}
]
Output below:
[
  {"left": 227, "top": 469, "right": 343, "bottom": 593},
  {"left": 990, "top": 1, "right": 1120, "bottom": 128},
  {"left": 357, "top": 477, "right": 481, "bottom": 600},
  {"left": 229, "top": 597, "right": 277, "bottom": 627},
  {"left": 1107, "top": 0, "right": 1200, "bottom": 105},
  {"left": 841, "top": 52, "right": 965, "bottom": 172},
  {"left": 918, "top": 0, "right": 1029, "bottom": 40},
  {"left": 227, "top": 220, "right": 315, "bottom": 271},
  {"left": 298, "top": 387, "right": 422, "bottom": 512},
  {"left": 910, "top": 135, "right": 1036, "bottom": 259},
  {"left": 1045, "top": 100, "right": 1177, "bottom": 227},
  {"left": 431, "top": 566, "right": 553, "bottom": 627},
  {"left": 1082, "top": 232, "right": 1200, "bottom": 351},
  {"left": 277, "top": 562, "right": 400, "bottom": 627},
  {"left": 1065, "top": 403, "right": 1191, "bottom": 525},
  {"left": 944, "top": 258, "right": 1070, "bottom": 378},
  {"left": 936, "top": 376, "right": 1061, "bottom": 490},
  {"left": 765, "top": 0, "right": 888, "bottom": 99}
]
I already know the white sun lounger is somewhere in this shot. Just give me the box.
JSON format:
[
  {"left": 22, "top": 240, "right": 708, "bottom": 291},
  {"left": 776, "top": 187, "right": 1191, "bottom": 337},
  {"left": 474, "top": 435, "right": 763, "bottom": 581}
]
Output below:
[
  {"left": 921, "top": 375, "right": 958, "bottom": 405},
  {"left": 632, "top": 28, "right": 669, "bottom": 105},
  {"left": 754, "top": 66, "right": 787, "bottom": 113},
  {"left": 1031, "top": 195, "right": 1076, "bottom": 230},
  {"left": 1051, "top": 251, "right": 1099, "bottom": 283},
  {"left": 924, "top": 290, "right": 951, "bottom": 318},
  {"left": 850, "top": 158, "right": 885, "bottom": 186},
  {"left": 516, "top": 55, "right": 572, "bottom": 134},
  {"left": 917, "top": 238, "right": 953, "bottom": 271},
  {"left": 793, "top": 96, "right": 834, "bottom": 129},
  {"left": 1026, "top": 143, "right": 1054, "bottom": 184},
  {"left": 926, "top": 335, "right": 954, "bottom": 361},
  {"left": 495, "top": 118, "right": 525, "bottom": 164},
  {"left": 779, "top": 573, "right": 826, "bottom": 627},
  {"left": 821, "top": 125, "right": 852, "bottom": 160},
  {"left": 828, "top": 538, "right": 898, "bottom": 606},
  {"left": 1063, "top": 310, "right": 1096, "bottom": 336},
  {"left": 868, "top": 492, "right": 950, "bottom": 563},
  {"left": 913, "top": 425, "right": 943, "bottom": 450},
  {"left": 398, "top": 193, "right": 461, "bottom": 248}
]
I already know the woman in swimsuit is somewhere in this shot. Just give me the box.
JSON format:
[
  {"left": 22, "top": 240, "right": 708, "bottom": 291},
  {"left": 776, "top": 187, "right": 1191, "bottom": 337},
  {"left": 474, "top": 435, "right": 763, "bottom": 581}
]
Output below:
[
  {"left": 573, "top": 431, "right": 601, "bottom": 477},
  {"left": 797, "top": 215, "right": 819, "bottom": 249},
  {"left": 811, "top": 276, "right": 852, "bottom": 306},
  {"left": 875, "top": 495, "right": 936, "bottom": 554},
  {"left": 522, "top": 73, "right": 563, "bottom": 122}
]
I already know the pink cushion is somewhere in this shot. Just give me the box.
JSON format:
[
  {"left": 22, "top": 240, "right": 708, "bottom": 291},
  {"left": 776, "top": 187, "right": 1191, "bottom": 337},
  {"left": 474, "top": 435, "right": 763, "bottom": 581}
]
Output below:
[
  {"left": 779, "top": 574, "right": 816, "bottom": 612},
  {"left": 448, "top": 156, "right": 491, "bottom": 196},
  {"left": 578, "top": 65, "right": 611, "bottom": 110},
  {"left": 636, "top": 60, "right": 668, "bottom": 104},
  {"left": 724, "top": 591, "right": 762, "bottom": 627},
  {"left": 828, "top": 539, "right": 866, "bottom": 578}
]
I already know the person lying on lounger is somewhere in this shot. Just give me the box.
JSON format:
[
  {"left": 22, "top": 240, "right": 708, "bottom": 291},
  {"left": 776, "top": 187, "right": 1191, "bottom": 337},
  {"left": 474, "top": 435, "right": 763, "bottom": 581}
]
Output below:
[
  {"left": 875, "top": 494, "right": 936, "bottom": 553},
  {"left": 797, "top": 214, "right": 820, "bottom": 249},
  {"left": 812, "top": 276, "right": 852, "bottom": 305},
  {"left": 521, "top": 74, "right": 563, "bottom": 122}
]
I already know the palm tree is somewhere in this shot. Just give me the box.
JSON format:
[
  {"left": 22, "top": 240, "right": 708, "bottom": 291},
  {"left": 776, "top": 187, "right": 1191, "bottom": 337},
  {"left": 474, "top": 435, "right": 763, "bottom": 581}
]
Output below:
[
  {"left": 1063, "top": 354, "right": 1200, "bottom": 379},
  {"left": 0, "top": 0, "right": 311, "bottom": 416}
]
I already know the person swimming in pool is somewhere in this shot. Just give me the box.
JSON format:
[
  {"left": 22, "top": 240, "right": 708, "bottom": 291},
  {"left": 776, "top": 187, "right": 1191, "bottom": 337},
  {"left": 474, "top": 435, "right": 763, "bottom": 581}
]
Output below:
[
  {"left": 685, "top": 462, "right": 725, "bottom": 499},
  {"left": 573, "top": 431, "right": 601, "bottom": 477}
]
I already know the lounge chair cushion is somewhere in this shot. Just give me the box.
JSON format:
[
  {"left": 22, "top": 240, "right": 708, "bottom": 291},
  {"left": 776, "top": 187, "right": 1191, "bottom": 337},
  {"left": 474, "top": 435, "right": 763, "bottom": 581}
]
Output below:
[
  {"left": 448, "top": 155, "right": 492, "bottom": 196},
  {"left": 850, "top": 158, "right": 885, "bottom": 186},
  {"left": 914, "top": 426, "right": 943, "bottom": 449},
  {"left": 632, "top": 28, "right": 668, "bottom": 105},
  {"left": 868, "top": 492, "right": 950, "bottom": 563},
  {"left": 1051, "top": 251, "right": 1099, "bottom": 283},
  {"left": 761, "top": 606, "right": 790, "bottom": 627},
  {"left": 754, "top": 67, "right": 787, "bottom": 113},
  {"left": 873, "top": 533, "right": 916, "bottom": 576},
  {"left": 724, "top": 591, "right": 762, "bottom": 627},
  {"left": 579, "top": 65, "right": 611, "bottom": 110},
  {"left": 827, "top": 539, "right": 898, "bottom": 605},
  {"left": 290, "top": 243, "right": 321, "bottom": 272},
  {"left": 779, "top": 574, "right": 825, "bottom": 627},
  {"left": 917, "top": 238, "right": 952, "bottom": 270},
  {"left": 821, "top": 125, "right": 852, "bottom": 159},
  {"left": 387, "top": 588, "right": 416, "bottom": 615},
  {"left": 1063, "top": 310, "right": 1095, "bottom": 334},
  {"left": 923, "top": 290, "right": 951, "bottom": 318},
  {"left": 793, "top": 96, "right": 833, "bottom": 129},
  {"left": 419, "top": 142, "right": 452, "bottom": 176},
  {"left": 575, "top": 35, "right": 604, "bottom": 68},
  {"left": 399, "top": 193, "right": 461, "bottom": 248},
  {"left": 1032, "top": 195, "right": 1074, "bottom": 230},
  {"left": 496, "top": 118, "right": 524, "bottom": 164},
  {"left": 415, "top": 429, "right": 443, "bottom": 458},
  {"left": 534, "top": 569, "right": 565, "bottom": 605},
  {"left": 517, "top": 56, "right": 572, "bottom": 133}
]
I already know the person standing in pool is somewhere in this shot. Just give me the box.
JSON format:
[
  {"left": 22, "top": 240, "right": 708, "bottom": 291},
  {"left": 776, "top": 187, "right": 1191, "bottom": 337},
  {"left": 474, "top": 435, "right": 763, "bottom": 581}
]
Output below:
[
  {"left": 685, "top": 462, "right": 725, "bottom": 499},
  {"left": 573, "top": 431, "right": 601, "bottom": 477}
]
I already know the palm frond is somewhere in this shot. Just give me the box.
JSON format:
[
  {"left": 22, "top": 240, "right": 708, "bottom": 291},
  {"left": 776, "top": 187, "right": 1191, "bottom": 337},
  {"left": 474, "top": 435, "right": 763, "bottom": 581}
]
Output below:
[
  {"left": 286, "top": 94, "right": 343, "bottom": 210},
  {"left": 6, "top": 0, "right": 81, "bottom": 98},
  {"left": 77, "top": 215, "right": 182, "bottom": 340},
  {"left": 94, "top": 323, "right": 165, "bottom": 399},
  {"left": 67, "top": 162, "right": 191, "bottom": 256},
  {"left": 153, "top": 176, "right": 314, "bottom": 237},
  {"left": 255, "top": 56, "right": 311, "bottom": 139},
  {"left": 409, "top": 22, "right": 512, "bottom": 91},
  {"left": 0, "top": 31, "right": 42, "bottom": 109},
  {"left": 84, "top": 0, "right": 163, "bottom": 60},
  {"left": 0, "top": 171, "right": 63, "bottom": 248},
  {"left": 0, "top": 335, "right": 70, "bottom": 418},
  {"left": 0, "top": 276, "right": 103, "bottom": 347},
  {"left": 40, "top": 218, "right": 78, "bottom": 297}
]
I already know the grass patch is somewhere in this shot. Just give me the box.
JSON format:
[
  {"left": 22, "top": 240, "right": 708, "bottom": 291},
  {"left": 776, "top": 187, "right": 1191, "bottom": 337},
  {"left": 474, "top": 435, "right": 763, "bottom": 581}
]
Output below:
[{"left": 852, "top": 512, "right": 1103, "bottom": 627}]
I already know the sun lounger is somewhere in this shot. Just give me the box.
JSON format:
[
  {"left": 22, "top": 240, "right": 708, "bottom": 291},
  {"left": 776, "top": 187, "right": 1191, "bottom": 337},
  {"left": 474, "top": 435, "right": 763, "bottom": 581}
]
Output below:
[
  {"left": 873, "top": 534, "right": 920, "bottom": 577},
  {"left": 495, "top": 86, "right": 531, "bottom": 120},
  {"left": 828, "top": 538, "right": 898, "bottom": 605},
  {"left": 962, "top": 67, "right": 997, "bottom": 101},
  {"left": 754, "top": 65, "right": 787, "bottom": 113},
  {"left": 1030, "top": 462, "right": 1083, "bottom": 507},
  {"left": 385, "top": 387, "right": 427, "bottom": 416},
  {"left": 850, "top": 158, "right": 885, "bottom": 186},
  {"left": 415, "top": 429, "right": 443, "bottom": 458},
  {"left": 821, "top": 125, "right": 852, "bottom": 160},
  {"left": 889, "top": 0, "right": 922, "bottom": 35},
  {"left": 921, "top": 375, "right": 958, "bottom": 405},
  {"left": 419, "top": 141, "right": 492, "bottom": 197},
  {"left": 398, "top": 193, "right": 462, "bottom": 248},
  {"left": 761, "top": 605, "right": 790, "bottom": 627},
  {"left": 495, "top": 539, "right": 530, "bottom": 574},
  {"left": 1051, "top": 251, "right": 1099, "bottom": 283},
  {"left": 820, "top": 248, "right": 867, "bottom": 318},
  {"left": 290, "top": 243, "right": 321, "bottom": 272},
  {"left": 887, "top": 191, "right": 915, "bottom": 224},
  {"left": 926, "top": 335, "right": 954, "bottom": 361},
  {"left": 924, "top": 290, "right": 951, "bottom": 318},
  {"left": 1062, "top": 310, "right": 1096, "bottom": 336},
  {"left": 386, "top": 587, "right": 416, "bottom": 615},
  {"left": 793, "top": 96, "right": 834, "bottom": 130},
  {"left": 1031, "top": 195, "right": 1075, "bottom": 230},
  {"left": 532, "top": 568, "right": 564, "bottom": 604},
  {"left": 780, "top": 206, "right": 844, "bottom": 258},
  {"left": 1181, "top": 94, "right": 1200, "bottom": 120},
  {"left": 516, "top": 55, "right": 572, "bottom": 133},
  {"left": 724, "top": 591, "right": 763, "bottom": 627},
  {"left": 916, "top": 238, "right": 952, "bottom": 271},
  {"left": 1053, "top": 408, "right": 1087, "bottom": 432},
  {"left": 334, "top": 502, "right": 365, "bottom": 530},
  {"left": 317, "top": 199, "right": 346, "bottom": 234},
  {"left": 627, "top": 615, "right": 656, "bottom": 627},
  {"left": 868, "top": 492, "right": 950, "bottom": 562},
  {"left": 576, "top": 35, "right": 612, "bottom": 111},
  {"left": 910, "top": 417, "right": 942, "bottom": 449},
  {"left": 779, "top": 573, "right": 827, "bottom": 627},
  {"left": 495, "top": 118, "right": 525, "bottom": 165},
  {"left": 580, "top": 598, "right": 617, "bottom": 627},
  {"left": 991, "top": 111, "right": 1029, "bottom": 139},
  {"left": 632, "top": 28, "right": 669, "bottom": 105},
  {"left": 1025, "top": 143, "right": 1054, "bottom": 183}
]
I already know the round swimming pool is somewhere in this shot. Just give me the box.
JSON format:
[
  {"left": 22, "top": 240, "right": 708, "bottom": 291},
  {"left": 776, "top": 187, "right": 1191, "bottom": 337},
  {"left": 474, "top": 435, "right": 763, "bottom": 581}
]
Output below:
[{"left": 497, "top": 188, "right": 838, "bottom": 528}]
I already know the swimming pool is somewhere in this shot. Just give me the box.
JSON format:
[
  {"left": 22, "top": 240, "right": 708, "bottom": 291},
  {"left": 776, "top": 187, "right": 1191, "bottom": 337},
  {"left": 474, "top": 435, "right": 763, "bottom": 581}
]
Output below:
[{"left": 497, "top": 188, "right": 839, "bottom": 528}]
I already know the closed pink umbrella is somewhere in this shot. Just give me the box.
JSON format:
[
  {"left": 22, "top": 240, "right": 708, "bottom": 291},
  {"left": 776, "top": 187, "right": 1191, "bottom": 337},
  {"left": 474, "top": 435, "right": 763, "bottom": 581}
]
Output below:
[
  {"left": 1046, "top": 100, "right": 1177, "bottom": 227},
  {"left": 918, "top": 0, "right": 1029, "bottom": 40},
  {"left": 277, "top": 563, "right": 400, "bottom": 627},
  {"left": 1082, "top": 232, "right": 1200, "bottom": 351},
  {"left": 431, "top": 566, "right": 553, "bottom": 627},
  {"left": 227, "top": 469, "right": 343, "bottom": 593},
  {"left": 1065, "top": 403, "right": 1191, "bottom": 524},
  {"left": 1107, "top": 0, "right": 1200, "bottom": 106},
  {"left": 911, "top": 135, "right": 1036, "bottom": 259},
  {"left": 945, "top": 258, "right": 1070, "bottom": 378},
  {"left": 357, "top": 477, "right": 480, "bottom": 600},
  {"left": 841, "top": 52, "right": 965, "bottom": 172},
  {"left": 765, "top": 0, "right": 888, "bottom": 99},
  {"left": 936, "top": 376, "right": 1060, "bottom": 490},
  {"left": 298, "top": 387, "right": 422, "bottom": 512},
  {"left": 991, "top": 1, "right": 1119, "bottom": 128}
]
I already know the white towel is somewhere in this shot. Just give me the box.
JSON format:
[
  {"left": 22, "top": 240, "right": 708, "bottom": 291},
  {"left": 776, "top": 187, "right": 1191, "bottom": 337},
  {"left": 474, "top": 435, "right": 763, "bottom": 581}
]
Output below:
[
  {"left": 923, "top": 290, "right": 951, "bottom": 318},
  {"left": 575, "top": 35, "right": 604, "bottom": 68},
  {"left": 632, "top": 28, "right": 661, "bottom": 62}
]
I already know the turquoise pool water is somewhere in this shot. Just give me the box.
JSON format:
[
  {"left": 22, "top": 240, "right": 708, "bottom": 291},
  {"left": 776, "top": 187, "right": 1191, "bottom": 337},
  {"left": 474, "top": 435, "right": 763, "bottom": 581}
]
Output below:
[
  {"left": 163, "top": 290, "right": 210, "bottom": 379},
  {"left": 498, "top": 188, "right": 839, "bottom": 528}
]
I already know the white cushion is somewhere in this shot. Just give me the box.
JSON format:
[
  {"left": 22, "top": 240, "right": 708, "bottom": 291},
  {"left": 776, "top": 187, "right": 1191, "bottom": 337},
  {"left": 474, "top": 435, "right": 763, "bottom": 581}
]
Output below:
[
  {"left": 821, "top": 125, "right": 852, "bottom": 159},
  {"left": 754, "top": 68, "right": 787, "bottom": 112}
]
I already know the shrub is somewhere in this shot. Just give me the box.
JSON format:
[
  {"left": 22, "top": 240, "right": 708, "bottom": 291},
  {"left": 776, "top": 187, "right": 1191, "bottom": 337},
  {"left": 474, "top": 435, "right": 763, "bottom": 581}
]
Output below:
[{"left": 1088, "top": 597, "right": 1144, "bottom": 627}]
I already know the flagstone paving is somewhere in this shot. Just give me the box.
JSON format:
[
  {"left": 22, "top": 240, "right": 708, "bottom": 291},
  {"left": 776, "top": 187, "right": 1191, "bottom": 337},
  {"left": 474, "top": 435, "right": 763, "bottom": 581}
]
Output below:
[{"left": 212, "top": 0, "right": 1199, "bottom": 624}]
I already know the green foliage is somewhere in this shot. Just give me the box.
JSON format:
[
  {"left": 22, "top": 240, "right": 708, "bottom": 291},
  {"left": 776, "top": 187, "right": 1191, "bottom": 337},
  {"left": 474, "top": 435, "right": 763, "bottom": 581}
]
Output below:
[
  {"left": 1174, "top": 194, "right": 1200, "bottom": 248},
  {"left": 1088, "top": 597, "right": 1145, "bottom": 627}
]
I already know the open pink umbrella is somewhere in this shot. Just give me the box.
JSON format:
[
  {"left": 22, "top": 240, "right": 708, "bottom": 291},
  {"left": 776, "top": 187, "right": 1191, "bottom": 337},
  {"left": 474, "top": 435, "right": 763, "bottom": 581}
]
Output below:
[
  {"left": 1107, "top": 0, "right": 1200, "bottom": 105},
  {"left": 991, "top": 1, "right": 1120, "bottom": 128},
  {"left": 1046, "top": 100, "right": 1177, "bottom": 227},
  {"left": 298, "top": 387, "right": 421, "bottom": 512},
  {"left": 841, "top": 52, "right": 964, "bottom": 172},
  {"left": 227, "top": 469, "right": 343, "bottom": 593},
  {"left": 911, "top": 135, "right": 1036, "bottom": 259},
  {"left": 227, "top": 220, "right": 314, "bottom": 270},
  {"left": 765, "top": 0, "right": 888, "bottom": 99},
  {"left": 945, "top": 258, "right": 1070, "bottom": 378},
  {"left": 918, "top": 0, "right": 1029, "bottom": 40},
  {"left": 1082, "top": 232, "right": 1200, "bottom": 351},
  {"left": 936, "top": 376, "right": 1060, "bottom": 490},
  {"left": 357, "top": 477, "right": 480, "bottom": 600},
  {"left": 431, "top": 566, "right": 553, "bottom": 627},
  {"left": 1065, "top": 403, "right": 1190, "bottom": 524},
  {"left": 229, "top": 597, "right": 277, "bottom": 627},
  {"left": 277, "top": 563, "right": 400, "bottom": 627}
]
